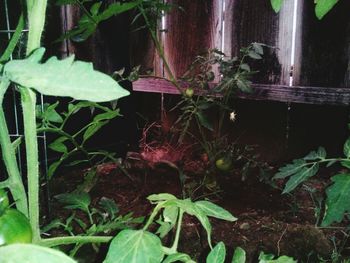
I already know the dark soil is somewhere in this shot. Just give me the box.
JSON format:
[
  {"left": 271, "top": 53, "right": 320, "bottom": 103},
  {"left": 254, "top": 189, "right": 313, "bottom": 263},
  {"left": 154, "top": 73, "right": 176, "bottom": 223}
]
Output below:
[{"left": 48, "top": 161, "right": 349, "bottom": 263}]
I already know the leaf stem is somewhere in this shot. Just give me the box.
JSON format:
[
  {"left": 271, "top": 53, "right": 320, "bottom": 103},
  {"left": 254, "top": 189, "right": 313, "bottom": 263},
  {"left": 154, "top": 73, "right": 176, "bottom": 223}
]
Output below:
[
  {"left": 169, "top": 208, "right": 184, "bottom": 253},
  {"left": 39, "top": 235, "right": 113, "bottom": 247}
]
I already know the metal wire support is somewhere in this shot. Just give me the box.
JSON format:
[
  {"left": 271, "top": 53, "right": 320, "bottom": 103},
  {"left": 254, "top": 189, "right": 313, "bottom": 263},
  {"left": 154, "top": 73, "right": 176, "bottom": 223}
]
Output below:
[{"left": 1, "top": 0, "right": 49, "bottom": 215}]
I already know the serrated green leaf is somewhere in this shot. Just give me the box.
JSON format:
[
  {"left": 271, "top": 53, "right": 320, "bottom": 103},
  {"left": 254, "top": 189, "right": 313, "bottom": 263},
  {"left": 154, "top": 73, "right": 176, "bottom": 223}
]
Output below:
[
  {"left": 83, "top": 120, "right": 108, "bottom": 142},
  {"left": 344, "top": 138, "right": 350, "bottom": 158},
  {"left": 163, "top": 253, "right": 194, "bottom": 263},
  {"left": 304, "top": 146, "right": 327, "bottom": 160},
  {"left": 315, "top": 0, "right": 339, "bottom": 19},
  {"left": 270, "top": 0, "right": 284, "bottom": 13},
  {"left": 282, "top": 163, "right": 319, "bottom": 194},
  {"left": 341, "top": 160, "right": 350, "bottom": 169},
  {"left": 195, "top": 201, "right": 237, "bottom": 222},
  {"left": 232, "top": 247, "right": 246, "bottom": 263},
  {"left": 206, "top": 242, "right": 226, "bottom": 263},
  {"left": 55, "top": 192, "right": 91, "bottom": 213},
  {"left": 4, "top": 48, "right": 129, "bottom": 102},
  {"left": 0, "top": 244, "right": 76, "bottom": 263},
  {"left": 49, "top": 137, "right": 68, "bottom": 153},
  {"left": 274, "top": 159, "right": 306, "bottom": 179},
  {"left": 322, "top": 174, "right": 350, "bottom": 226},
  {"left": 104, "top": 230, "right": 164, "bottom": 263},
  {"left": 93, "top": 110, "right": 120, "bottom": 122}
]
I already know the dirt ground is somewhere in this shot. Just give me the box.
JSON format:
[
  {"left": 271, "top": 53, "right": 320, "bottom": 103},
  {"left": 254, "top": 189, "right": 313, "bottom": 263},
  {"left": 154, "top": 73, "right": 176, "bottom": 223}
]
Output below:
[{"left": 48, "top": 157, "right": 350, "bottom": 263}]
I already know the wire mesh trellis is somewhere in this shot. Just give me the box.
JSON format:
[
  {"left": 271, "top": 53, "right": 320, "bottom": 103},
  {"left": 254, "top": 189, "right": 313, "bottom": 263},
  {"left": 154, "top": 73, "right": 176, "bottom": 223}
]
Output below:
[{"left": 1, "top": 0, "right": 50, "bottom": 215}]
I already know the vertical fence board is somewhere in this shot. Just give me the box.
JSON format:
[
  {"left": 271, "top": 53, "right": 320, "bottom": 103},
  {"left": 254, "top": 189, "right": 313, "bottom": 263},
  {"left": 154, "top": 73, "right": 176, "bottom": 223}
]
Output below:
[
  {"left": 224, "top": 0, "right": 295, "bottom": 85},
  {"left": 129, "top": 13, "right": 159, "bottom": 75},
  {"left": 163, "top": 0, "right": 222, "bottom": 78},
  {"left": 298, "top": 0, "right": 350, "bottom": 87}
]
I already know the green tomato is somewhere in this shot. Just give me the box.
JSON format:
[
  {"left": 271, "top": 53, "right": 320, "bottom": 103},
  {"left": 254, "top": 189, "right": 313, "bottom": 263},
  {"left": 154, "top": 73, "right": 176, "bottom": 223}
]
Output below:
[
  {"left": 185, "top": 88, "right": 194, "bottom": 98},
  {"left": 0, "top": 208, "right": 32, "bottom": 246},
  {"left": 215, "top": 158, "right": 232, "bottom": 171},
  {"left": 0, "top": 189, "right": 9, "bottom": 213}
]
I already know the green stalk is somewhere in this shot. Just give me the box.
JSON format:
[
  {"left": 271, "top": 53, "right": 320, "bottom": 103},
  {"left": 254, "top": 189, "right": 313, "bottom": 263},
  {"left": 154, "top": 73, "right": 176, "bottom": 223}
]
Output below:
[
  {"left": 26, "top": 0, "right": 47, "bottom": 55},
  {"left": 23, "top": 0, "right": 48, "bottom": 242},
  {"left": 0, "top": 14, "right": 25, "bottom": 63},
  {"left": 39, "top": 235, "right": 113, "bottom": 247},
  {"left": 20, "top": 88, "right": 40, "bottom": 242},
  {"left": 169, "top": 208, "right": 184, "bottom": 253},
  {"left": 0, "top": 79, "right": 28, "bottom": 216}
]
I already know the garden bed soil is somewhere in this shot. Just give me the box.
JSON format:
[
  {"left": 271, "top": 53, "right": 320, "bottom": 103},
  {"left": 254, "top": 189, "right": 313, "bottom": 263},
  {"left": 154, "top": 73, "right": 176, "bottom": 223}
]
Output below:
[{"left": 49, "top": 160, "right": 349, "bottom": 263}]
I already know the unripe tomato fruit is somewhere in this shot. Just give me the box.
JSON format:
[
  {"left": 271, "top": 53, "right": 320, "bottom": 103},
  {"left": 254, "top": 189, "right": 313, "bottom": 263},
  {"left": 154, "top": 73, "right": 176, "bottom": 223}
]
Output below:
[
  {"left": 185, "top": 88, "right": 194, "bottom": 98},
  {"left": 0, "top": 208, "right": 32, "bottom": 246},
  {"left": 215, "top": 158, "right": 232, "bottom": 171},
  {"left": 0, "top": 189, "right": 9, "bottom": 213}
]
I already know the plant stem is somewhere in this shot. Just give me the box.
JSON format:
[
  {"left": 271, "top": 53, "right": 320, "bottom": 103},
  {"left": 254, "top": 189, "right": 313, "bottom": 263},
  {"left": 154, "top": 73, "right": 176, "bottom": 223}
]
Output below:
[
  {"left": 0, "top": 14, "right": 25, "bottom": 63},
  {"left": 143, "top": 203, "right": 163, "bottom": 231},
  {"left": 20, "top": 88, "right": 40, "bottom": 242},
  {"left": 0, "top": 79, "right": 28, "bottom": 216},
  {"left": 169, "top": 208, "right": 184, "bottom": 253},
  {"left": 39, "top": 235, "right": 113, "bottom": 247},
  {"left": 26, "top": 0, "right": 47, "bottom": 55}
]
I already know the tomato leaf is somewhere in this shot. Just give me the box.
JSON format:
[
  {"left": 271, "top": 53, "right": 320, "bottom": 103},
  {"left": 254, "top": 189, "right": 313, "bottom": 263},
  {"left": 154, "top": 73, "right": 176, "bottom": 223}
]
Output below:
[
  {"left": 322, "top": 174, "right": 350, "bottom": 226},
  {"left": 104, "top": 230, "right": 164, "bottom": 263},
  {"left": 232, "top": 247, "right": 246, "bottom": 263},
  {"left": 195, "top": 201, "right": 237, "bottom": 222},
  {"left": 206, "top": 242, "right": 226, "bottom": 263},
  {"left": 4, "top": 48, "right": 129, "bottom": 102},
  {"left": 270, "top": 0, "right": 284, "bottom": 13},
  {"left": 0, "top": 244, "right": 76, "bottom": 263},
  {"left": 315, "top": 0, "right": 339, "bottom": 19}
]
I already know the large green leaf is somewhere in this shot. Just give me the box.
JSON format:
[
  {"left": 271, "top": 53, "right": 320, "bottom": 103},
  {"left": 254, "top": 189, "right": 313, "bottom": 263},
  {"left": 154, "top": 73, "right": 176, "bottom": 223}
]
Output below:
[
  {"left": 195, "top": 201, "right": 237, "bottom": 222},
  {"left": 0, "top": 244, "right": 76, "bottom": 263},
  {"left": 282, "top": 163, "right": 319, "bottom": 194},
  {"left": 270, "top": 0, "right": 284, "bottom": 13},
  {"left": 206, "top": 242, "right": 226, "bottom": 263},
  {"left": 104, "top": 229, "right": 164, "bottom": 263},
  {"left": 322, "top": 174, "right": 350, "bottom": 226},
  {"left": 315, "top": 0, "right": 339, "bottom": 19},
  {"left": 4, "top": 48, "right": 129, "bottom": 102},
  {"left": 231, "top": 247, "right": 246, "bottom": 263}
]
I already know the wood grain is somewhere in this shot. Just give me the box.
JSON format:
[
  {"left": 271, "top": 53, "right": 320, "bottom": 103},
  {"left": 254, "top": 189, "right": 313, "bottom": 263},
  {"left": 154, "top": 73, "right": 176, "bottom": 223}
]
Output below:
[
  {"left": 298, "top": 0, "right": 350, "bottom": 87},
  {"left": 133, "top": 77, "right": 350, "bottom": 106},
  {"left": 163, "top": 0, "right": 223, "bottom": 78}
]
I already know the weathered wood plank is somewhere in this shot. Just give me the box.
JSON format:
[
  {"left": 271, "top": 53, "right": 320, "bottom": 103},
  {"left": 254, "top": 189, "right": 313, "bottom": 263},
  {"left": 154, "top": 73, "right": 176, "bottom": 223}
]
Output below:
[
  {"left": 163, "top": 0, "right": 223, "bottom": 78},
  {"left": 224, "top": 0, "right": 295, "bottom": 85},
  {"left": 298, "top": 0, "right": 350, "bottom": 87},
  {"left": 133, "top": 77, "right": 350, "bottom": 106}
]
